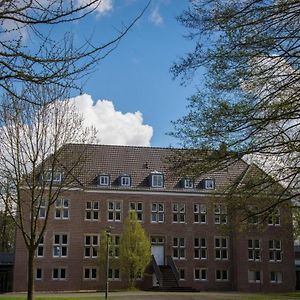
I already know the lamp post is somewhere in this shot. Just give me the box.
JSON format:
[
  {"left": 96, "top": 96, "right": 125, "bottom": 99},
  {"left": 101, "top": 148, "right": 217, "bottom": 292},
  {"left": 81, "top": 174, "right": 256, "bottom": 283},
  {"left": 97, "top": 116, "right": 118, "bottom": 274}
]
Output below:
[{"left": 105, "top": 227, "right": 112, "bottom": 299}]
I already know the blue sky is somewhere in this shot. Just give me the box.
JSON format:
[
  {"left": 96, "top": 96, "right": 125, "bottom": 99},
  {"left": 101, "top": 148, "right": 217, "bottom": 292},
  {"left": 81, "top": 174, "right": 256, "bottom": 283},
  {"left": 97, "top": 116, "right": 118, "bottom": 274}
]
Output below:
[{"left": 70, "top": 0, "right": 198, "bottom": 147}]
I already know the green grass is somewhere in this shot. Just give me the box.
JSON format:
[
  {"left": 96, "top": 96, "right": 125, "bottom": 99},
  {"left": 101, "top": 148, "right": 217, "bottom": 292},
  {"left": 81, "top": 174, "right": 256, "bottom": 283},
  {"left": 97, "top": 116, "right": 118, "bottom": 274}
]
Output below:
[{"left": 0, "top": 298, "right": 105, "bottom": 300}]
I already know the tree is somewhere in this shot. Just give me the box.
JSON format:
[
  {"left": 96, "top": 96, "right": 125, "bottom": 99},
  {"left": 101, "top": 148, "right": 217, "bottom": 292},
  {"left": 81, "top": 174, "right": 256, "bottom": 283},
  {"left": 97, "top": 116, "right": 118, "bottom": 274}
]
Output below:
[
  {"left": 0, "top": 0, "right": 148, "bottom": 103},
  {"left": 119, "top": 211, "right": 151, "bottom": 288},
  {"left": 170, "top": 0, "right": 300, "bottom": 214},
  {"left": 0, "top": 83, "right": 96, "bottom": 300},
  {"left": 0, "top": 208, "right": 15, "bottom": 252}
]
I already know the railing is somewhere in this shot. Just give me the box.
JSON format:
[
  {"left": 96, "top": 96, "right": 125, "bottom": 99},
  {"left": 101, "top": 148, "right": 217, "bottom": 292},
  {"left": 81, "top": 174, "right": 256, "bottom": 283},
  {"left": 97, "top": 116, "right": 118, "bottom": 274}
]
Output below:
[
  {"left": 167, "top": 255, "right": 179, "bottom": 286},
  {"left": 151, "top": 255, "right": 163, "bottom": 286}
]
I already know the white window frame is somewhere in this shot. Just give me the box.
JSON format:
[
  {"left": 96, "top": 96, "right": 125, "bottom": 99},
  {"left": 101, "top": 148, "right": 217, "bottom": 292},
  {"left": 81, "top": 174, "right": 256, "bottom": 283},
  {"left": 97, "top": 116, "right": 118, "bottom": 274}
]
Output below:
[
  {"left": 37, "top": 198, "right": 46, "bottom": 219},
  {"left": 43, "top": 170, "right": 62, "bottom": 183},
  {"left": 172, "top": 203, "right": 186, "bottom": 223},
  {"left": 268, "top": 208, "right": 280, "bottom": 226},
  {"left": 52, "top": 268, "right": 67, "bottom": 280},
  {"left": 194, "top": 237, "right": 207, "bottom": 260},
  {"left": 54, "top": 199, "right": 69, "bottom": 220},
  {"left": 110, "top": 235, "right": 120, "bottom": 258},
  {"left": 151, "top": 203, "right": 164, "bottom": 223},
  {"left": 108, "top": 268, "right": 120, "bottom": 280},
  {"left": 35, "top": 268, "right": 43, "bottom": 280},
  {"left": 216, "top": 270, "right": 229, "bottom": 281},
  {"left": 214, "top": 204, "right": 227, "bottom": 224},
  {"left": 120, "top": 175, "right": 131, "bottom": 187},
  {"left": 83, "top": 267, "right": 98, "bottom": 280},
  {"left": 99, "top": 175, "right": 110, "bottom": 186},
  {"left": 172, "top": 237, "right": 186, "bottom": 259},
  {"left": 36, "top": 236, "right": 45, "bottom": 258},
  {"left": 183, "top": 178, "right": 193, "bottom": 189},
  {"left": 53, "top": 233, "right": 68, "bottom": 257},
  {"left": 194, "top": 268, "right": 207, "bottom": 281},
  {"left": 204, "top": 178, "right": 215, "bottom": 189},
  {"left": 269, "top": 240, "right": 282, "bottom": 262},
  {"left": 85, "top": 201, "right": 99, "bottom": 221},
  {"left": 270, "top": 271, "right": 283, "bottom": 283},
  {"left": 129, "top": 202, "right": 143, "bottom": 221},
  {"left": 84, "top": 234, "right": 99, "bottom": 258},
  {"left": 194, "top": 203, "right": 207, "bottom": 224},
  {"left": 215, "top": 237, "right": 229, "bottom": 260},
  {"left": 151, "top": 173, "right": 164, "bottom": 188},
  {"left": 108, "top": 201, "right": 122, "bottom": 222},
  {"left": 248, "top": 239, "right": 261, "bottom": 261},
  {"left": 248, "top": 270, "right": 262, "bottom": 283}
]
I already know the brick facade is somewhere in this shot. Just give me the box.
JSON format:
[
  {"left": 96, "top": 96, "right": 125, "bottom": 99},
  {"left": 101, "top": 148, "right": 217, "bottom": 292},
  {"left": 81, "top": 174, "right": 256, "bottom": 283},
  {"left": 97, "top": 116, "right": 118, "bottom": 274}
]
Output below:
[{"left": 13, "top": 144, "right": 295, "bottom": 292}]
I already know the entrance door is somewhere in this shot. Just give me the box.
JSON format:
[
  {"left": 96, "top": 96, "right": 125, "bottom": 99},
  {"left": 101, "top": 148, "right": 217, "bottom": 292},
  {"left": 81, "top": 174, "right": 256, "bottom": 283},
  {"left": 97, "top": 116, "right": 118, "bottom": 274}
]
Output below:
[{"left": 151, "top": 245, "right": 164, "bottom": 265}]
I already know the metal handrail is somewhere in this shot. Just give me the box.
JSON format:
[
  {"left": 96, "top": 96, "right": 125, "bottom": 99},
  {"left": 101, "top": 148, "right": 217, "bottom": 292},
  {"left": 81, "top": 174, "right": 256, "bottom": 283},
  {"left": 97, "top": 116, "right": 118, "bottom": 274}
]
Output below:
[
  {"left": 167, "top": 255, "right": 179, "bottom": 286},
  {"left": 151, "top": 255, "right": 163, "bottom": 286}
]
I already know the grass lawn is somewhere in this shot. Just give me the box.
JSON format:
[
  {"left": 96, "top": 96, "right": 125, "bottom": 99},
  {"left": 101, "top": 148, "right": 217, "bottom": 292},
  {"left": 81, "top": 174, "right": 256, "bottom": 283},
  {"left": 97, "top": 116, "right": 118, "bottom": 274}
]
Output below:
[{"left": 1, "top": 292, "right": 300, "bottom": 300}]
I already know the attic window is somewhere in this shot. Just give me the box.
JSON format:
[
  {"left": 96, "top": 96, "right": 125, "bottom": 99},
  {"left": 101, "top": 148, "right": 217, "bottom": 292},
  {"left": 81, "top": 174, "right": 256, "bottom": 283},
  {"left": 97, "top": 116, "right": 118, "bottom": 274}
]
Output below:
[
  {"left": 204, "top": 179, "right": 215, "bottom": 190},
  {"left": 151, "top": 172, "right": 164, "bottom": 188},
  {"left": 43, "top": 170, "right": 62, "bottom": 183},
  {"left": 120, "top": 175, "right": 131, "bottom": 187},
  {"left": 99, "top": 175, "right": 110, "bottom": 186},
  {"left": 183, "top": 178, "right": 193, "bottom": 189}
]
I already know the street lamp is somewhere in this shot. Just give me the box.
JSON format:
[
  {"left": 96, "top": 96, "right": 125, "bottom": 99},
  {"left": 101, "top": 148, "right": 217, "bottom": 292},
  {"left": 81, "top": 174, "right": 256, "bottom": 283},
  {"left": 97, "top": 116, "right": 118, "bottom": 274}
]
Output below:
[{"left": 105, "top": 226, "right": 112, "bottom": 299}]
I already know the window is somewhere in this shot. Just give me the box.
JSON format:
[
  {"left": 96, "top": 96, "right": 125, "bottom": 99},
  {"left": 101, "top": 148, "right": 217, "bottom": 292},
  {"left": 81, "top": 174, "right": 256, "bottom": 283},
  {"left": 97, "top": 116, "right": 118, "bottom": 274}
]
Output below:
[
  {"left": 110, "top": 235, "right": 120, "bottom": 258},
  {"left": 194, "top": 238, "right": 207, "bottom": 259},
  {"left": 108, "top": 268, "right": 120, "bottom": 280},
  {"left": 246, "top": 205, "right": 259, "bottom": 224},
  {"left": 120, "top": 175, "right": 131, "bottom": 187},
  {"left": 268, "top": 208, "right": 280, "bottom": 226},
  {"left": 270, "top": 271, "right": 283, "bottom": 283},
  {"left": 36, "top": 268, "right": 42, "bottom": 280},
  {"left": 183, "top": 178, "right": 193, "bottom": 189},
  {"left": 172, "top": 203, "right": 185, "bottom": 223},
  {"left": 53, "top": 234, "right": 68, "bottom": 257},
  {"left": 54, "top": 199, "right": 69, "bottom": 219},
  {"left": 214, "top": 204, "right": 227, "bottom": 224},
  {"left": 83, "top": 267, "right": 97, "bottom": 280},
  {"left": 204, "top": 178, "right": 215, "bottom": 189},
  {"left": 215, "top": 237, "right": 228, "bottom": 260},
  {"left": 194, "top": 268, "right": 207, "bottom": 281},
  {"left": 99, "top": 175, "right": 110, "bottom": 186},
  {"left": 151, "top": 236, "right": 164, "bottom": 245},
  {"left": 37, "top": 198, "right": 46, "bottom": 219},
  {"left": 151, "top": 203, "right": 164, "bottom": 223},
  {"left": 194, "top": 204, "right": 207, "bottom": 223},
  {"left": 179, "top": 269, "right": 185, "bottom": 280},
  {"left": 216, "top": 270, "right": 228, "bottom": 281},
  {"left": 84, "top": 235, "right": 99, "bottom": 258},
  {"left": 108, "top": 201, "right": 121, "bottom": 222},
  {"left": 269, "top": 240, "right": 282, "bottom": 262},
  {"left": 248, "top": 239, "right": 261, "bottom": 261},
  {"left": 85, "top": 201, "right": 99, "bottom": 221},
  {"left": 129, "top": 202, "right": 143, "bottom": 221},
  {"left": 248, "top": 270, "right": 262, "bottom": 283},
  {"left": 151, "top": 172, "right": 164, "bottom": 188},
  {"left": 173, "top": 237, "right": 185, "bottom": 259},
  {"left": 52, "top": 268, "right": 66, "bottom": 280},
  {"left": 43, "top": 170, "right": 62, "bottom": 183},
  {"left": 36, "top": 236, "right": 44, "bottom": 257}
]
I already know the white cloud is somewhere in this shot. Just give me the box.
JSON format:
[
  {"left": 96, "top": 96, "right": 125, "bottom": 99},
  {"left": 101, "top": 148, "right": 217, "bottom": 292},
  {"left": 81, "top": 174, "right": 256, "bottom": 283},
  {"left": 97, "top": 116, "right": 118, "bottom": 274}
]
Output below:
[
  {"left": 71, "top": 94, "right": 153, "bottom": 146},
  {"left": 149, "top": 7, "right": 163, "bottom": 26},
  {"left": 77, "top": 0, "right": 113, "bottom": 15}
]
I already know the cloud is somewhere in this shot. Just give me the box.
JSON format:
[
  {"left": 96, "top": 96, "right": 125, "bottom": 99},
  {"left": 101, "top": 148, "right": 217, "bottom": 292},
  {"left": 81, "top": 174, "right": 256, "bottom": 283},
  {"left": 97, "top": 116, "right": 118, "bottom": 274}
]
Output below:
[
  {"left": 77, "top": 0, "right": 113, "bottom": 15},
  {"left": 149, "top": 7, "right": 163, "bottom": 26},
  {"left": 71, "top": 94, "right": 153, "bottom": 146}
]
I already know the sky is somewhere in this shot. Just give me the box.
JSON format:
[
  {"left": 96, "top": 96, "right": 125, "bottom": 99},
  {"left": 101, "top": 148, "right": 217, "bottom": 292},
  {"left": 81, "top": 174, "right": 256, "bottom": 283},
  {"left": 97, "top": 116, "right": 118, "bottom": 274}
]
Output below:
[{"left": 67, "top": 0, "right": 197, "bottom": 148}]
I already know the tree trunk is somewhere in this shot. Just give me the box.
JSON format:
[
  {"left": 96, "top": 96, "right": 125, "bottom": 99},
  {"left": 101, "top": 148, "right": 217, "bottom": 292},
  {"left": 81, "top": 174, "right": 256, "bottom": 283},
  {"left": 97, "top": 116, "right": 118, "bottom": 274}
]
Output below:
[{"left": 27, "top": 248, "right": 35, "bottom": 300}]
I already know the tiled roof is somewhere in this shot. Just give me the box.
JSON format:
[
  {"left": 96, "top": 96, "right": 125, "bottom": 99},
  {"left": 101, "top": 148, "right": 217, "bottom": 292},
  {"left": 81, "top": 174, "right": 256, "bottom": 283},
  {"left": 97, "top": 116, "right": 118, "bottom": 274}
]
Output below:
[{"left": 59, "top": 144, "right": 250, "bottom": 194}]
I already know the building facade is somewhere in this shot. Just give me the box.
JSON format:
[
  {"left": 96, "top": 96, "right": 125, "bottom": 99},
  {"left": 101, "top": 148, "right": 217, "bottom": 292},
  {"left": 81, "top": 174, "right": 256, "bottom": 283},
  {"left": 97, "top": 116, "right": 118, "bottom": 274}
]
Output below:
[{"left": 13, "top": 144, "right": 295, "bottom": 292}]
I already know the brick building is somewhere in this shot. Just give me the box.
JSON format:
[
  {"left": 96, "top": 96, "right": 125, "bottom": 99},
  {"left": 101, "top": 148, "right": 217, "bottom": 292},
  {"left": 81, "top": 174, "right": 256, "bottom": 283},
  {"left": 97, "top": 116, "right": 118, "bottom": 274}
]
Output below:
[{"left": 13, "top": 144, "right": 295, "bottom": 292}]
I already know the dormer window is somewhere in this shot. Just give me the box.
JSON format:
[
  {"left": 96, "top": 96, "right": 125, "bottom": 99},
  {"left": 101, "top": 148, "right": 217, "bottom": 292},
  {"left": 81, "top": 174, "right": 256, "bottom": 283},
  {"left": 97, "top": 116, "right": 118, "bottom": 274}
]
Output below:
[
  {"left": 120, "top": 175, "right": 131, "bottom": 187},
  {"left": 151, "top": 172, "right": 164, "bottom": 188},
  {"left": 99, "top": 175, "right": 110, "bottom": 186},
  {"left": 43, "top": 170, "right": 62, "bottom": 183},
  {"left": 183, "top": 178, "right": 194, "bottom": 189},
  {"left": 203, "top": 179, "right": 215, "bottom": 190}
]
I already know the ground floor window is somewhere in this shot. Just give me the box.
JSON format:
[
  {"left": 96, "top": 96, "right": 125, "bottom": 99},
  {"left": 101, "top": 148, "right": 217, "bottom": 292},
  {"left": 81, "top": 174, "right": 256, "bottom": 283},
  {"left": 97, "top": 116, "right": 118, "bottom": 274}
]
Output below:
[
  {"left": 35, "top": 268, "right": 42, "bottom": 280},
  {"left": 109, "top": 268, "right": 120, "bottom": 280},
  {"left": 270, "top": 271, "right": 282, "bottom": 283},
  {"left": 194, "top": 268, "right": 207, "bottom": 281},
  {"left": 83, "top": 267, "right": 97, "bottom": 280},
  {"left": 216, "top": 269, "right": 228, "bottom": 281},
  {"left": 248, "top": 270, "right": 261, "bottom": 283},
  {"left": 52, "top": 268, "right": 66, "bottom": 280}
]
